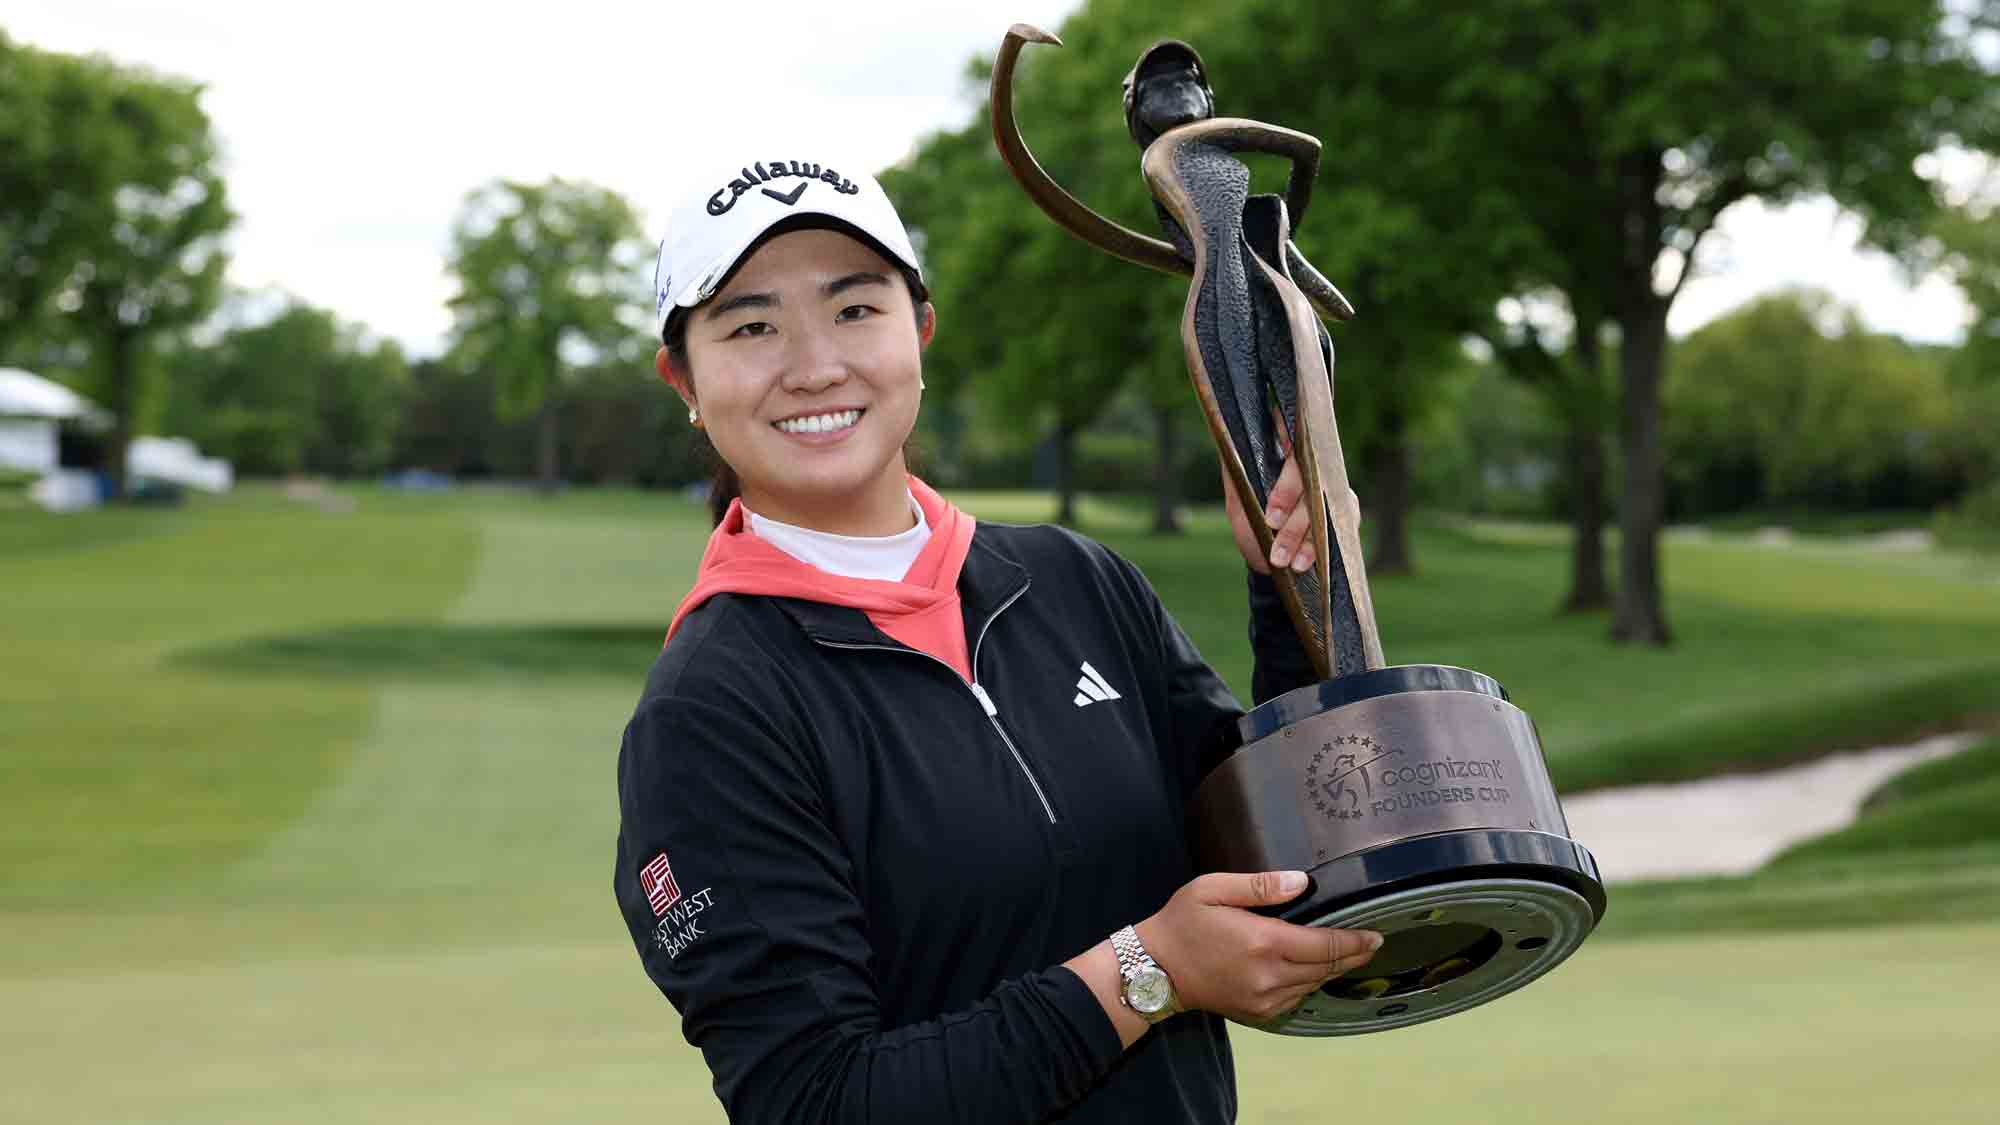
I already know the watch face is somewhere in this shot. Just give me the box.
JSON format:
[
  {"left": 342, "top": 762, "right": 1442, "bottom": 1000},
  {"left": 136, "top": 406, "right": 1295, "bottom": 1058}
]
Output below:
[{"left": 1129, "top": 966, "right": 1173, "bottom": 1015}]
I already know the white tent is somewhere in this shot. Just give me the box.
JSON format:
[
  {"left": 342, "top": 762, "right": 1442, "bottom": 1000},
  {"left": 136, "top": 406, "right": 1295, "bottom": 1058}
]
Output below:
[
  {"left": 0, "top": 367, "right": 111, "bottom": 424},
  {"left": 128, "top": 435, "right": 233, "bottom": 493},
  {"left": 0, "top": 368, "right": 110, "bottom": 475},
  {"left": 2, "top": 366, "right": 232, "bottom": 503}
]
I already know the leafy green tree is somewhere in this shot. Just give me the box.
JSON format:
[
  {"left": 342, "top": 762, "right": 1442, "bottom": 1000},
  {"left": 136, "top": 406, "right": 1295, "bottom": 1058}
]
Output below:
[
  {"left": 0, "top": 34, "right": 74, "bottom": 362},
  {"left": 444, "top": 178, "right": 649, "bottom": 491},
  {"left": 0, "top": 35, "right": 123, "bottom": 363},
  {"left": 1189, "top": 0, "right": 1534, "bottom": 574},
  {"left": 0, "top": 35, "right": 231, "bottom": 491},
  {"left": 1930, "top": 200, "right": 1999, "bottom": 384},
  {"left": 1917, "top": 200, "right": 2000, "bottom": 492},
  {"left": 1480, "top": 291, "right": 1616, "bottom": 612},
  {"left": 391, "top": 358, "right": 532, "bottom": 479},
  {"left": 157, "top": 295, "right": 409, "bottom": 477},
  {"left": 889, "top": 41, "right": 1161, "bottom": 528},
  {"left": 1667, "top": 289, "right": 1959, "bottom": 514},
  {"left": 564, "top": 360, "right": 711, "bottom": 487},
  {"left": 60, "top": 54, "right": 231, "bottom": 497},
  {"left": 890, "top": 0, "right": 1524, "bottom": 553},
  {"left": 1425, "top": 0, "right": 2000, "bottom": 643}
]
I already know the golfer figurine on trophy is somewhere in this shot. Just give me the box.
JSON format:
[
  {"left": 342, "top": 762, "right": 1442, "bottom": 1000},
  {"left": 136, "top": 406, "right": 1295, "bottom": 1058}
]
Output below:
[{"left": 991, "top": 24, "right": 1606, "bottom": 1036}]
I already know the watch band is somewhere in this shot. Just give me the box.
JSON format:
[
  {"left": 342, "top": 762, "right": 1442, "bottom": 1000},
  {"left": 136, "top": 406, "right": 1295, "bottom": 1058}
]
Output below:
[
  {"left": 1111, "top": 924, "right": 1179, "bottom": 1021},
  {"left": 1110, "top": 925, "right": 1152, "bottom": 980}
]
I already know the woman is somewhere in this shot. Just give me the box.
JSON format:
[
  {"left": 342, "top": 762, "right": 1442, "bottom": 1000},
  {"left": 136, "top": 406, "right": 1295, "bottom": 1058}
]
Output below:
[{"left": 613, "top": 150, "right": 1381, "bottom": 1124}]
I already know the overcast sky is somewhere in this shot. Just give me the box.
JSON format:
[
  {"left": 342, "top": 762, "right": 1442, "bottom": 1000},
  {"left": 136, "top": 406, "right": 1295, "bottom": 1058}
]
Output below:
[{"left": 9, "top": 0, "right": 1982, "bottom": 357}]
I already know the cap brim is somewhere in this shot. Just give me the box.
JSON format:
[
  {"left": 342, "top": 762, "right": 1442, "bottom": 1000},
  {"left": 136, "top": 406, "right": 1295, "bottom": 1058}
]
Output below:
[{"left": 667, "top": 209, "right": 920, "bottom": 314}]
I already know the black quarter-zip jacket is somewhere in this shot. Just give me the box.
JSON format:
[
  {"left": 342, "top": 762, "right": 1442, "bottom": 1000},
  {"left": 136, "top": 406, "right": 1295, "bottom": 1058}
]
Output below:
[{"left": 614, "top": 519, "right": 1315, "bottom": 1123}]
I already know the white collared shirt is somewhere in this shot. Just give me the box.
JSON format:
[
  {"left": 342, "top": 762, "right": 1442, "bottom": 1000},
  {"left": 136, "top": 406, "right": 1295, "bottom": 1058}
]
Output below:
[{"left": 746, "top": 491, "right": 931, "bottom": 582}]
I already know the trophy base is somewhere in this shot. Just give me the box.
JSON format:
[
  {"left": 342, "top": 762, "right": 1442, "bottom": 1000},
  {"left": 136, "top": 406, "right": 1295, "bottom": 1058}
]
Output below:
[
  {"left": 1265, "top": 851, "right": 1599, "bottom": 1036},
  {"left": 1188, "top": 665, "right": 1606, "bottom": 1036}
]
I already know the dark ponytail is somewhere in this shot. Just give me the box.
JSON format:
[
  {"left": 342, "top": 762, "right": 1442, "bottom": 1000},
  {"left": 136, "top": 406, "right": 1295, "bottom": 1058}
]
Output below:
[
  {"left": 706, "top": 461, "right": 741, "bottom": 526},
  {"left": 663, "top": 322, "right": 739, "bottom": 527},
  {"left": 668, "top": 316, "right": 748, "bottom": 524}
]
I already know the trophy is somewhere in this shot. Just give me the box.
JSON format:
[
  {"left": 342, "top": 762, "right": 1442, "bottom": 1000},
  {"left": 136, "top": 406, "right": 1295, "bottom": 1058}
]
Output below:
[{"left": 992, "top": 25, "right": 1605, "bottom": 1036}]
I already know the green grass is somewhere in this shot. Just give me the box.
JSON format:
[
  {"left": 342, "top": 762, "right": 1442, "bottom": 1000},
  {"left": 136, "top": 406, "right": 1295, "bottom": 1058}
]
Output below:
[
  {"left": 1597, "top": 845, "right": 2000, "bottom": 938},
  {"left": 1696, "top": 508, "right": 1932, "bottom": 537},
  {"left": 1571, "top": 735, "right": 2000, "bottom": 944},
  {"left": 180, "top": 621, "right": 667, "bottom": 679},
  {"left": 1860, "top": 734, "right": 2000, "bottom": 812},
  {"left": 1764, "top": 736, "right": 2000, "bottom": 867},
  {"left": 8, "top": 487, "right": 1999, "bottom": 903},
  {"left": 7, "top": 486, "right": 2000, "bottom": 1123},
  {"left": 1063, "top": 509, "right": 2000, "bottom": 793},
  {"left": 1, "top": 487, "right": 479, "bottom": 898},
  {"left": 4, "top": 904, "right": 1994, "bottom": 1123},
  {"left": 1235, "top": 923, "right": 2000, "bottom": 1125}
]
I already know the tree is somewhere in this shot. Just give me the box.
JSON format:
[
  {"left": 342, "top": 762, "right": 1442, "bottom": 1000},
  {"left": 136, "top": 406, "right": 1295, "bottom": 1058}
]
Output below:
[
  {"left": 1190, "top": 0, "right": 1534, "bottom": 575},
  {"left": 888, "top": 0, "right": 1523, "bottom": 549},
  {"left": 888, "top": 30, "right": 1168, "bottom": 528},
  {"left": 1930, "top": 197, "right": 2000, "bottom": 383},
  {"left": 1480, "top": 291, "right": 1616, "bottom": 612},
  {"left": 1429, "top": 0, "right": 2000, "bottom": 643},
  {"left": 1927, "top": 197, "right": 2000, "bottom": 489},
  {"left": 444, "top": 178, "right": 649, "bottom": 491},
  {"left": 391, "top": 358, "right": 531, "bottom": 479},
  {"left": 56, "top": 53, "right": 232, "bottom": 496},
  {"left": 0, "top": 35, "right": 129, "bottom": 364},
  {"left": 158, "top": 294, "right": 408, "bottom": 477},
  {"left": 0, "top": 34, "right": 74, "bottom": 362},
  {"left": 1, "top": 37, "right": 232, "bottom": 498},
  {"left": 1666, "top": 289, "right": 1959, "bottom": 514}
]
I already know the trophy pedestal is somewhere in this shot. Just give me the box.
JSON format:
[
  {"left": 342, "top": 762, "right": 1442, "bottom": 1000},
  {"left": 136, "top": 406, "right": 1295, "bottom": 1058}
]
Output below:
[{"left": 1187, "top": 665, "right": 1605, "bottom": 1036}]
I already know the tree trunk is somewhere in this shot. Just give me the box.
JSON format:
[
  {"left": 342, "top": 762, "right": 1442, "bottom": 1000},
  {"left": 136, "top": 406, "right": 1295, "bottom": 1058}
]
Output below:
[
  {"left": 1150, "top": 402, "right": 1182, "bottom": 535},
  {"left": 535, "top": 398, "right": 561, "bottom": 495},
  {"left": 1611, "top": 302, "right": 1671, "bottom": 644},
  {"left": 1053, "top": 419, "right": 1078, "bottom": 527},
  {"left": 1561, "top": 323, "right": 1610, "bottom": 612},
  {"left": 1608, "top": 149, "right": 1671, "bottom": 646},
  {"left": 1367, "top": 413, "right": 1414, "bottom": 576},
  {"left": 1561, "top": 417, "right": 1610, "bottom": 612},
  {"left": 104, "top": 328, "right": 136, "bottom": 499}
]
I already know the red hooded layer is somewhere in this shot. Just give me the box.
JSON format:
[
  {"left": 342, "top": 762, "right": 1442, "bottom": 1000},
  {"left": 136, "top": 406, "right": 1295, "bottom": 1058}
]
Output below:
[{"left": 665, "top": 477, "right": 978, "bottom": 680}]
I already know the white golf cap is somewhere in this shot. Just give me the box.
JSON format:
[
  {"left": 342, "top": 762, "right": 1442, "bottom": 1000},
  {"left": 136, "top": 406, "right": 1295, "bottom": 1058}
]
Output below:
[{"left": 652, "top": 153, "right": 923, "bottom": 340}]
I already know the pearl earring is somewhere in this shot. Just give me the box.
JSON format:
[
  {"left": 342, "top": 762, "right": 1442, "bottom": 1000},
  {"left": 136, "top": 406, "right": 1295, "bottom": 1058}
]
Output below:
[{"left": 688, "top": 406, "right": 700, "bottom": 425}]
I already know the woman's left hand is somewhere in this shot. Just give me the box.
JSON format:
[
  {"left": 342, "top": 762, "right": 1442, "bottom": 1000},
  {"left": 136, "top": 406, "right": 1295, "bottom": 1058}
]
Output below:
[{"left": 1221, "top": 456, "right": 1313, "bottom": 575}]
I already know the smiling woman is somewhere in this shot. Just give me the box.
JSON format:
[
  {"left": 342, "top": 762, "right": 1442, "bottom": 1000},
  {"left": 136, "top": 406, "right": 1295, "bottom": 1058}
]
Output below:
[
  {"left": 613, "top": 146, "right": 1364, "bottom": 1125},
  {"left": 658, "top": 216, "right": 932, "bottom": 533}
]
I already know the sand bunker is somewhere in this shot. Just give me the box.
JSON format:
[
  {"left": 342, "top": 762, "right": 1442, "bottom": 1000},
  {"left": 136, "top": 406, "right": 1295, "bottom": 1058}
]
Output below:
[{"left": 1561, "top": 732, "right": 1980, "bottom": 882}]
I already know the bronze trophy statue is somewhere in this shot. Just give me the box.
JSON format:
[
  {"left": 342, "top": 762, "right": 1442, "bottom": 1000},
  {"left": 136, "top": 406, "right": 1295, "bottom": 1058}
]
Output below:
[{"left": 992, "top": 25, "right": 1605, "bottom": 1036}]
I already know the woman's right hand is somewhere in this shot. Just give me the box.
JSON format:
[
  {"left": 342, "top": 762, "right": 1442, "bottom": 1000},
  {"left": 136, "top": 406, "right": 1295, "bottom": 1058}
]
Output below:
[{"left": 1135, "top": 870, "right": 1381, "bottom": 1024}]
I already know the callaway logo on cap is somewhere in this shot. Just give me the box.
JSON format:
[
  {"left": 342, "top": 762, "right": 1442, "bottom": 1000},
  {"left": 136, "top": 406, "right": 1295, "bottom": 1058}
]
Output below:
[{"left": 652, "top": 153, "right": 924, "bottom": 339}]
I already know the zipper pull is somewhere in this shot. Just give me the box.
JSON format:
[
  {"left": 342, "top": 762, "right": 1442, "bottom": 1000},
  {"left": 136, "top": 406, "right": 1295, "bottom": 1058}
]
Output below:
[{"left": 968, "top": 682, "right": 999, "bottom": 717}]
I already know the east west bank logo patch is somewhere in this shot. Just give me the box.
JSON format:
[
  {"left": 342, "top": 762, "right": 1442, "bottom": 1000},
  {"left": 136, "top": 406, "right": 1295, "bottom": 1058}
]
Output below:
[
  {"left": 640, "top": 851, "right": 682, "bottom": 916},
  {"left": 706, "top": 160, "right": 861, "bottom": 216},
  {"left": 642, "top": 851, "right": 717, "bottom": 961}
]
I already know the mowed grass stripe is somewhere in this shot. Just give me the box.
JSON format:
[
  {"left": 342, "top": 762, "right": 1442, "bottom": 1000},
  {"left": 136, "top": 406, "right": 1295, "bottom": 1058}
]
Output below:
[
  {"left": 2, "top": 489, "right": 479, "bottom": 900},
  {"left": 3, "top": 922, "right": 1993, "bottom": 1124},
  {"left": 223, "top": 493, "right": 706, "bottom": 901},
  {"left": 217, "top": 493, "right": 707, "bottom": 902},
  {"left": 224, "top": 679, "right": 636, "bottom": 898},
  {"left": 446, "top": 498, "right": 702, "bottom": 625}
]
